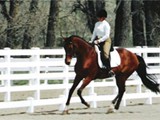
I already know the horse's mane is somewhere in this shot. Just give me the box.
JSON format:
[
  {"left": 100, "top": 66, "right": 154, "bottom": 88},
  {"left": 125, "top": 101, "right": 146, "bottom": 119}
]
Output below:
[{"left": 69, "top": 35, "right": 90, "bottom": 45}]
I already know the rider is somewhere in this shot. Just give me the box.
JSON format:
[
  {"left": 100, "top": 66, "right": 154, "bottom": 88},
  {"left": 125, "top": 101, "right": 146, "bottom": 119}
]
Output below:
[{"left": 90, "top": 9, "right": 114, "bottom": 76}]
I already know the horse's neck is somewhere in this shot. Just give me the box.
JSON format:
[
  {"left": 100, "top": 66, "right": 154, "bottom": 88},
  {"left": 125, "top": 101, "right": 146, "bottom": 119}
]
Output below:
[{"left": 74, "top": 40, "right": 93, "bottom": 58}]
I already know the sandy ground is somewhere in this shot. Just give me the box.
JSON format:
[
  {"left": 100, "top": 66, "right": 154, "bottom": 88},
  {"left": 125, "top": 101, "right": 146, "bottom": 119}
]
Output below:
[
  {"left": 0, "top": 102, "right": 160, "bottom": 120},
  {"left": 0, "top": 87, "right": 160, "bottom": 120}
]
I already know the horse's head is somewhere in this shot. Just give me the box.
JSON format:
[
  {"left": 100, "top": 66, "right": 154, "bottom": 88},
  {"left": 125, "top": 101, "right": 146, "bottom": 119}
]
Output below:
[
  {"left": 63, "top": 37, "right": 75, "bottom": 65},
  {"left": 63, "top": 35, "right": 93, "bottom": 65}
]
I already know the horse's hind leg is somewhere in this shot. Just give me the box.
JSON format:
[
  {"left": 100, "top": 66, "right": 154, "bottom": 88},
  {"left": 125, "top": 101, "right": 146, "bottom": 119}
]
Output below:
[
  {"left": 112, "top": 94, "right": 119, "bottom": 104},
  {"left": 107, "top": 75, "right": 126, "bottom": 113},
  {"left": 77, "top": 77, "right": 92, "bottom": 108},
  {"left": 114, "top": 81, "right": 125, "bottom": 110}
]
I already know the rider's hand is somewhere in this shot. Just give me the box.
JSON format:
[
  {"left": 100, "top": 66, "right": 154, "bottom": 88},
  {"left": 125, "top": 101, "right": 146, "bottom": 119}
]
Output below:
[
  {"left": 89, "top": 40, "right": 93, "bottom": 43},
  {"left": 94, "top": 40, "right": 100, "bottom": 45}
]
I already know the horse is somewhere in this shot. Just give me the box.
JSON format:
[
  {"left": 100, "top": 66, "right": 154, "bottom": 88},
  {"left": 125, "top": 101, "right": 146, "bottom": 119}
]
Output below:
[{"left": 63, "top": 35, "right": 160, "bottom": 114}]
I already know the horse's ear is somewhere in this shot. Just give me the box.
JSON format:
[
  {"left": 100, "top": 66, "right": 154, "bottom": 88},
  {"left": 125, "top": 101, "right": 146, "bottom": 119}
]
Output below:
[{"left": 63, "top": 37, "right": 67, "bottom": 41}]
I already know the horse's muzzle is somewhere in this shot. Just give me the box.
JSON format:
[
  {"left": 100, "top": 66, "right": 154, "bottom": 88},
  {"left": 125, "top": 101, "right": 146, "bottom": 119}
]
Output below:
[{"left": 65, "top": 58, "right": 71, "bottom": 65}]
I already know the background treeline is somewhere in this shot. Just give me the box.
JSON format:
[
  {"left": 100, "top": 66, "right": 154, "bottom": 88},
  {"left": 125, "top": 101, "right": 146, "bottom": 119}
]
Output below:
[{"left": 0, "top": 0, "right": 160, "bottom": 49}]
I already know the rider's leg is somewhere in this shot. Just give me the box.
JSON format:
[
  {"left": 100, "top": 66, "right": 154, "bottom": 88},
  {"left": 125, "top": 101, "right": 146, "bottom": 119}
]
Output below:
[
  {"left": 103, "top": 38, "right": 114, "bottom": 77},
  {"left": 103, "top": 38, "right": 111, "bottom": 70}
]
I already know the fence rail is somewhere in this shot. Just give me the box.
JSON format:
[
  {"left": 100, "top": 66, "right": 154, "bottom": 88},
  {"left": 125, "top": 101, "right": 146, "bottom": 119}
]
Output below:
[{"left": 0, "top": 47, "right": 160, "bottom": 113}]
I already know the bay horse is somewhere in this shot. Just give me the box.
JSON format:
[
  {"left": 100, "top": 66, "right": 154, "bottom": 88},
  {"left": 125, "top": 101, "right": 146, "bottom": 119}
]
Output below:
[{"left": 63, "top": 35, "right": 160, "bottom": 114}]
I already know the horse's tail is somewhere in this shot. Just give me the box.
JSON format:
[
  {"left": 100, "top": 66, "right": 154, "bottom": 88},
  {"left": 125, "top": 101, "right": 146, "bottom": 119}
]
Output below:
[{"left": 136, "top": 55, "right": 160, "bottom": 93}]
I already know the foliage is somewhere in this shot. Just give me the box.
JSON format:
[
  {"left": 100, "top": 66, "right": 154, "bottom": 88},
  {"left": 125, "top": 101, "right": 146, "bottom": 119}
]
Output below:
[
  {"left": 0, "top": 0, "right": 160, "bottom": 49},
  {"left": 0, "top": 0, "right": 116, "bottom": 49}
]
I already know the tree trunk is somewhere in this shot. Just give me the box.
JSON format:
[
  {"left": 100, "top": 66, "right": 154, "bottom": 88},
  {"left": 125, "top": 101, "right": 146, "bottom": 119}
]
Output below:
[
  {"left": 5, "top": 0, "right": 19, "bottom": 48},
  {"left": 144, "top": 1, "right": 160, "bottom": 46},
  {"left": 46, "top": 0, "right": 59, "bottom": 48},
  {"left": 22, "top": 0, "right": 39, "bottom": 49},
  {"left": 85, "top": 0, "right": 96, "bottom": 33},
  {"left": 72, "top": 0, "right": 105, "bottom": 33},
  {"left": 114, "top": 0, "right": 131, "bottom": 46},
  {"left": 131, "top": 0, "right": 146, "bottom": 46},
  {"left": 86, "top": 0, "right": 105, "bottom": 33}
]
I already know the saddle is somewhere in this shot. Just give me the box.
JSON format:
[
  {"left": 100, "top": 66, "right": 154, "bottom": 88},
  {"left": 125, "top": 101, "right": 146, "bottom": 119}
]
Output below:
[{"left": 94, "top": 45, "right": 120, "bottom": 68}]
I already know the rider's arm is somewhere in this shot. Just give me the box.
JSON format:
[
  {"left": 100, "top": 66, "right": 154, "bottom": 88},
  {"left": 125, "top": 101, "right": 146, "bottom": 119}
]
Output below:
[
  {"left": 98, "top": 21, "right": 111, "bottom": 43},
  {"left": 90, "top": 23, "right": 98, "bottom": 42}
]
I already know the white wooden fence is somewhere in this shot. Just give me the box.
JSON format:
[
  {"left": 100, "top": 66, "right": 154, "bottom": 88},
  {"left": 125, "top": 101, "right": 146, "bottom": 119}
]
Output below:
[{"left": 0, "top": 47, "right": 160, "bottom": 113}]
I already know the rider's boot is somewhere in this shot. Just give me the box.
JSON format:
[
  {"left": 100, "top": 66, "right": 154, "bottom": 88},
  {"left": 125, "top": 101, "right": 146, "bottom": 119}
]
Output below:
[{"left": 103, "top": 58, "right": 115, "bottom": 77}]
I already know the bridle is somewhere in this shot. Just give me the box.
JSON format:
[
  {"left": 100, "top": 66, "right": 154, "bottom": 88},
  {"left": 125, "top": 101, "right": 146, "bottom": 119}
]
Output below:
[
  {"left": 65, "top": 40, "right": 75, "bottom": 56},
  {"left": 64, "top": 39, "right": 76, "bottom": 65}
]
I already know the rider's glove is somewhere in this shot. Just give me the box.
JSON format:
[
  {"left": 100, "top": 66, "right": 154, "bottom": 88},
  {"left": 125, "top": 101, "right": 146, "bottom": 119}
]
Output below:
[
  {"left": 89, "top": 40, "right": 93, "bottom": 43},
  {"left": 94, "top": 40, "right": 100, "bottom": 45}
]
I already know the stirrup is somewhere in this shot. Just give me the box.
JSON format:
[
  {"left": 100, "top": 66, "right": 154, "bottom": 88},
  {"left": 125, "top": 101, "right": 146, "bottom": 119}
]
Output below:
[
  {"left": 102, "top": 64, "right": 110, "bottom": 71},
  {"left": 108, "top": 70, "right": 115, "bottom": 77},
  {"left": 102, "top": 65, "right": 107, "bottom": 69}
]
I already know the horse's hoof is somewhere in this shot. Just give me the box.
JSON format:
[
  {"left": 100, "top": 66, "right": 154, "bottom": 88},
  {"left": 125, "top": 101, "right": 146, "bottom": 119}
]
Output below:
[
  {"left": 83, "top": 102, "right": 90, "bottom": 108},
  {"left": 106, "top": 104, "right": 116, "bottom": 114},
  {"left": 62, "top": 110, "right": 70, "bottom": 115},
  {"left": 86, "top": 104, "right": 90, "bottom": 108},
  {"left": 106, "top": 107, "right": 116, "bottom": 114}
]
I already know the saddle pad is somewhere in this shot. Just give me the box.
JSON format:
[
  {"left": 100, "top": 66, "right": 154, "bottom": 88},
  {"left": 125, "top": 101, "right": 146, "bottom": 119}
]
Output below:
[
  {"left": 110, "top": 49, "right": 121, "bottom": 67},
  {"left": 94, "top": 45, "right": 121, "bottom": 68}
]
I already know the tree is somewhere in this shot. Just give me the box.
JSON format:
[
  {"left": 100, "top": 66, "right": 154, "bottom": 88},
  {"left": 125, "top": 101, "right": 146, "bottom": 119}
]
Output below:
[
  {"left": 46, "top": 0, "right": 59, "bottom": 48},
  {"left": 114, "top": 0, "right": 132, "bottom": 46},
  {"left": 22, "top": 0, "right": 39, "bottom": 49},
  {"left": 0, "top": 0, "right": 20, "bottom": 48},
  {"left": 144, "top": 1, "right": 160, "bottom": 46},
  {"left": 131, "top": 0, "right": 146, "bottom": 46},
  {"left": 72, "top": 0, "right": 105, "bottom": 33}
]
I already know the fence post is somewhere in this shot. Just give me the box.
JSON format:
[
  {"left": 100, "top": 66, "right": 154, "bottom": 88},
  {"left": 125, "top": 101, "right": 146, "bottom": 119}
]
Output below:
[
  {"left": 63, "top": 64, "right": 69, "bottom": 97},
  {"left": 145, "top": 90, "right": 152, "bottom": 104},
  {"left": 113, "top": 77, "right": 118, "bottom": 94},
  {"left": 31, "top": 47, "right": 40, "bottom": 100},
  {"left": 0, "top": 71, "right": 4, "bottom": 86},
  {"left": 0, "top": 59, "right": 5, "bottom": 86},
  {"left": 43, "top": 57, "right": 49, "bottom": 85},
  {"left": 59, "top": 95, "right": 66, "bottom": 111},
  {"left": 136, "top": 78, "right": 142, "bottom": 93},
  {"left": 121, "top": 92, "right": 126, "bottom": 107},
  {"left": 89, "top": 81, "right": 97, "bottom": 108},
  {"left": 27, "top": 97, "right": 34, "bottom": 113},
  {"left": 142, "top": 46, "right": 148, "bottom": 59},
  {"left": 135, "top": 46, "right": 142, "bottom": 56},
  {"left": 4, "top": 48, "right": 11, "bottom": 102},
  {"left": 59, "top": 53, "right": 70, "bottom": 110},
  {"left": 59, "top": 64, "right": 69, "bottom": 110}
]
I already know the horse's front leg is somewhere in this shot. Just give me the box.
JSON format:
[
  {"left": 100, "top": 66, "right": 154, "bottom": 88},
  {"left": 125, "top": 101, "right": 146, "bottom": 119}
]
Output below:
[
  {"left": 63, "top": 75, "right": 82, "bottom": 114},
  {"left": 77, "top": 76, "right": 93, "bottom": 108}
]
